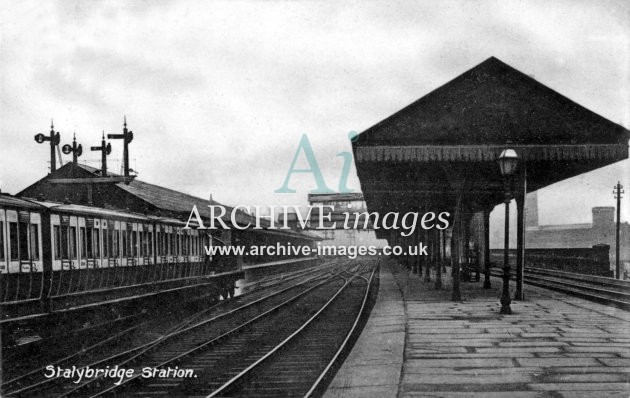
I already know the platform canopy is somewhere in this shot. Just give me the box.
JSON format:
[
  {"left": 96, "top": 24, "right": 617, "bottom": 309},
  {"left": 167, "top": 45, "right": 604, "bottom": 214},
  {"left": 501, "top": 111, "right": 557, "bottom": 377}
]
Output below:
[{"left": 352, "top": 57, "right": 629, "bottom": 238}]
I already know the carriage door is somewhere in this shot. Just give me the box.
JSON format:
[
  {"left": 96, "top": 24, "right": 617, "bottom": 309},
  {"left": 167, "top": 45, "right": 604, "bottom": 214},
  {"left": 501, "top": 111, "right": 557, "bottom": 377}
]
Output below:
[
  {"left": 167, "top": 225, "right": 174, "bottom": 264},
  {"left": 28, "top": 213, "right": 43, "bottom": 274},
  {"left": 91, "top": 219, "right": 100, "bottom": 268},
  {"left": 6, "top": 210, "right": 19, "bottom": 274},
  {"left": 137, "top": 223, "right": 144, "bottom": 266},
  {"left": 79, "top": 217, "right": 87, "bottom": 269},
  {"left": 119, "top": 221, "right": 128, "bottom": 267},
  {"left": 112, "top": 220, "right": 121, "bottom": 267},
  {"left": 155, "top": 224, "right": 162, "bottom": 265},
  {"left": 50, "top": 215, "right": 62, "bottom": 272},
  {"left": 0, "top": 209, "right": 7, "bottom": 275},
  {"left": 68, "top": 216, "right": 79, "bottom": 270},
  {"left": 146, "top": 224, "right": 153, "bottom": 265},
  {"left": 100, "top": 219, "right": 108, "bottom": 268}
]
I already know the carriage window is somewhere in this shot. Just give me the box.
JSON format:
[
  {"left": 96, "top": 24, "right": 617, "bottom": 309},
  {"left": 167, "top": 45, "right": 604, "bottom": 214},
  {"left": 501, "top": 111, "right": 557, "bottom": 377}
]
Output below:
[
  {"left": 176, "top": 232, "right": 180, "bottom": 255},
  {"left": 147, "top": 232, "right": 152, "bottom": 257},
  {"left": 102, "top": 228, "right": 108, "bottom": 258},
  {"left": 81, "top": 227, "right": 88, "bottom": 258},
  {"left": 112, "top": 229, "right": 119, "bottom": 258},
  {"left": 19, "top": 222, "right": 29, "bottom": 261},
  {"left": 132, "top": 230, "right": 138, "bottom": 257},
  {"left": 70, "top": 226, "right": 77, "bottom": 259},
  {"left": 0, "top": 221, "right": 4, "bottom": 261},
  {"left": 122, "top": 230, "right": 128, "bottom": 257},
  {"left": 53, "top": 226, "right": 61, "bottom": 260},
  {"left": 30, "top": 224, "right": 40, "bottom": 261},
  {"left": 93, "top": 229, "right": 100, "bottom": 258},
  {"left": 9, "top": 222, "right": 18, "bottom": 261},
  {"left": 61, "top": 225, "right": 69, "bottom": 259}
]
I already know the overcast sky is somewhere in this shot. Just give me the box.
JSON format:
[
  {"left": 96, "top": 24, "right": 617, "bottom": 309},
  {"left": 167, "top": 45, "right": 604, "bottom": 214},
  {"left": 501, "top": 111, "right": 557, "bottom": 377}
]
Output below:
[{"left": 1, "top": 0, "right": 628, "bottom": 225}]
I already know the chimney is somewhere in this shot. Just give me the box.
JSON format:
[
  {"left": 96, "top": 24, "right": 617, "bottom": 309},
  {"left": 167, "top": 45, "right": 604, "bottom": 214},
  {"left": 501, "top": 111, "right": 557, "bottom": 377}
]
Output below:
[{"left": 592, "top": 207, "right": 614, "bottom": 230}]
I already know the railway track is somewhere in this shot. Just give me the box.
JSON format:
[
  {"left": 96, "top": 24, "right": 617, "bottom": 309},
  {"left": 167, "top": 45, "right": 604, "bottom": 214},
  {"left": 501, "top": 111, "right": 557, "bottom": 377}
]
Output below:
[
  {"left": 490, "top": 265, "right": 630, "bottom": 309},
  {"left": 6, "top": 259, "right": 349, "bottom": 397},
  {"left": 38, "top": 259, "right": 377, "bottom": 398}
]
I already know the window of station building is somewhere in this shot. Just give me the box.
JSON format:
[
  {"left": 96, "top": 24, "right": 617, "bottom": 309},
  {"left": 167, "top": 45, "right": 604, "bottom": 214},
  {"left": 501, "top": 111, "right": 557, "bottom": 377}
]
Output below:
[
  {"left": 70, "top": 226, "right": 77, "bottom": 259},
  {"left": 0, "top": 221, "right": 5, "bottom": 261},
  {"left": 93, "top": 228, "right": 100, "bottom": 258},
  {"left": 18, "top": 221, "right": 29, "bottom": 261},
  {"left": 30, "top": 224, "right": 39, "bottom": 261}
]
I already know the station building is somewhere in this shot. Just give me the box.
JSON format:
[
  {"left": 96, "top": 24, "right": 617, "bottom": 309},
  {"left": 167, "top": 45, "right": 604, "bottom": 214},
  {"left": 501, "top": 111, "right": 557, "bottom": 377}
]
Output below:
[{"left": 306, "top": 193, "right": 386, "bottom": 248}]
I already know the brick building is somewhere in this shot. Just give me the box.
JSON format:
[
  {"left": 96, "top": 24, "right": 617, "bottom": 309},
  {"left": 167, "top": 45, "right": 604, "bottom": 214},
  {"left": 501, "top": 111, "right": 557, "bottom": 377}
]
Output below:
[{"left": 523, "top": 192, "right": 629, "bottom": 275}]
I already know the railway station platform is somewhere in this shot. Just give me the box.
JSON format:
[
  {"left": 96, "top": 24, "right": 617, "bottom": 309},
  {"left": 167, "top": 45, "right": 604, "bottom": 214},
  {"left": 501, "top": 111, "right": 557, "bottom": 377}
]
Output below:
[{"left": 325, "top": 260, "right": 630, "bottom": 397}]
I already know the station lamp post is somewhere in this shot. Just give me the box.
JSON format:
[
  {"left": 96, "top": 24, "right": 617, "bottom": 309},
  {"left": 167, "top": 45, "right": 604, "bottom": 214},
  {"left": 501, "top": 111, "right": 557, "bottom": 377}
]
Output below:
[{"left": 498, "top": 148, "right": 519, "bottom": 315}]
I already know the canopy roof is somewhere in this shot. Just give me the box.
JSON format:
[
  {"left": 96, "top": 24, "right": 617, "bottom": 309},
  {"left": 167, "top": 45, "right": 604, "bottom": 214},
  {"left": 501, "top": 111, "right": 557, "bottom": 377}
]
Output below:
[
  {"left": 356, "top": 56, "right": 628, "bottom": 148},
  {"left": 352, "top": 57, "right": 629, "bottom": 239}
]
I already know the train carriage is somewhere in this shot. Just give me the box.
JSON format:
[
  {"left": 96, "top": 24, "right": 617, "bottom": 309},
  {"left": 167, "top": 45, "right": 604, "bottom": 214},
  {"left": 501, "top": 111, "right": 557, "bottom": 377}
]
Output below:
[{"left": 0, "top": 193, "right": 243, "bottom": 328}]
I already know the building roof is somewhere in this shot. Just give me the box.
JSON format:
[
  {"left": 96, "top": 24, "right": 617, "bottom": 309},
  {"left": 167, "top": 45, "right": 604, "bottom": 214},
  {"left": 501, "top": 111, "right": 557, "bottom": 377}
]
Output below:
[
  {"left": 355, "top": 57, "right": 630, "bottom": 148},
  {"left": 350, "top": 57, "right": 630, "bottom": 240},
  {"left": 18, "top": 162, "right": 317, "bottom": 240}
]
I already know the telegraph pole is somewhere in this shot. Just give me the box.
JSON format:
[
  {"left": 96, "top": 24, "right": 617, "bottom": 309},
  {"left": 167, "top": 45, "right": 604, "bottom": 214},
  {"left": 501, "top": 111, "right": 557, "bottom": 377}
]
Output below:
[{"left": 613, "top": 181, "right": 624, "bottom": 279}]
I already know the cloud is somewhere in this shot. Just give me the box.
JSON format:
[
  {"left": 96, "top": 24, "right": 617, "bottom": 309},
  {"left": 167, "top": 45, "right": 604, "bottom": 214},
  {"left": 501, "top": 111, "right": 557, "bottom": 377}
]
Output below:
[{"left": 1, "top": 0, "right": 628, "bottom": 224}]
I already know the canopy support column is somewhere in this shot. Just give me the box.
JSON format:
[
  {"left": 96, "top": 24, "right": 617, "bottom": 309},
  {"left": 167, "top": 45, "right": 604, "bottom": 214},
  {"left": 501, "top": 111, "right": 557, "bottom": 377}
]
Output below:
[
  {"left": 483, "top": 209, "right": 492, "bottom": 289},
  {"left": 451, "top": 193, "right": 463, "bottom": 301},
  {"left": 435, "top": 229, "right": 443, "bottom": 289},
  {"left": 424, "top": 228, "right": 431, "bottom": 282},
  {"left": 515, "top": 163, "right": 527, "bottom": 300}
]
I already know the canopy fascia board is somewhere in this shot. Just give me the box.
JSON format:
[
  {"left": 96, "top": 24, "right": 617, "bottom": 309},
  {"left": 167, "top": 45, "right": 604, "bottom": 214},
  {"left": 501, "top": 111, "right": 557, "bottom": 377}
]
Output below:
[{"left": 354, "top": 144, "right": 628, "bottom": 163}]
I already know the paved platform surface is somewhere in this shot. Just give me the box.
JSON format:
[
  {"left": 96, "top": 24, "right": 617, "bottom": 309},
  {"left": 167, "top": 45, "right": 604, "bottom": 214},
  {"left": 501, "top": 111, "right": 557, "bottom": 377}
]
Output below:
[
  {"left": 325, "top": 260, "right": 630, "bottom": 397},
  {"left": 324, "top": 260, "right": 405, "bottom": 398}
]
